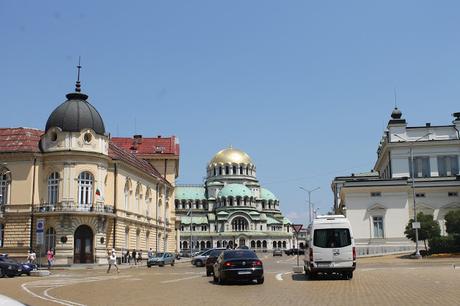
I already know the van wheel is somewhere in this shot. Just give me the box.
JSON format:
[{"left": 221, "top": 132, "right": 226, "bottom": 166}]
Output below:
[
  {"left": 256, "top": 277, "right": 264, "bottom": 284},
  {"left": 0, "top": 269, "right": 4, "bottom": 278},
  {"left": 344, "top": 272, "right": 353, "bottom": 280},
  {"left": 171, "top": 261, "right": 175, "bottom": 266}
]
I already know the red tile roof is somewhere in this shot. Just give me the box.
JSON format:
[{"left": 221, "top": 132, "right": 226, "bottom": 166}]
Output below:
[
  {"left": 111, "top": 135, "right": 180, "bottom": 157},
  {"left": 0, "top": 128, "right": 170, "bottom": 185},
  {"left": 108, "top": 142, "right": 171, "bottom": 186},
  {"left": 0, "top": 128, "right": 43, "bottom": 153}
]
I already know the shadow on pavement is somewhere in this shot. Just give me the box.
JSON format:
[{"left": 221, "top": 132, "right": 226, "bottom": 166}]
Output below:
[{"left": 291, "top": 273, "right": 348, "bottom": 282}]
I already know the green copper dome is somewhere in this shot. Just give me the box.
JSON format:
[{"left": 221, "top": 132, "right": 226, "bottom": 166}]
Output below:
[
  {"left": 175, "top": 186, "right": 206, "bottom": 201},
  {"left": 218, "top": 184, "right": 252, "bottom": 198},
  {"left": 260, "top": 188, "right": 277, "bottom": 201}
]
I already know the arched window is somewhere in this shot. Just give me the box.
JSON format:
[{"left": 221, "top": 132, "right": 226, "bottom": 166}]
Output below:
[
  {"left": 0, "top": 171, "right": 10, "bottom": 206},
  {"left": 124, "top": 181, "right": 130, "bottom": 210},
  {"left": 200, "top": 241, "right": 205, "bottom": 249},
  {"left": 182, "top": 240, "right": 188, "bottom": 250},
  {"left": 146, "top": 231, "right": 150, "bottom": 249},
  {"left": 124, "top": 227, "right": 129, "bottom": 249},
  {"left": 256, "top": 240, "right": 261, "bottom": 248},
  {"left": 272, "top": 241, "right": 277, "bottom": 248},
  {"left": 240, "top": 166, "right": 244, "bottom": 175},
  {"left": 262, "top": 240, "right": 267, "bottom": 249},
  {"left": 231, "top": 217, "right": 249, "bottom": 231},
  {"left": 45, "top": 227, "right": 56, "bottom": 252},
  {"left": 213, "top": 167, "right": 216, "bottom": 176},
  {"left": 219, "top": 167, "right": 222, "bottom": 175},
  {"left": 217, "top": 241, "right": 221, "bottom": 248},
  {"left": 232, "top": 165, "right": 237, "bottom": 175},
  {"left": 136, "top": 229, "right": 140, "bottom": 250},
  {"left": 283, "top": 241, "right": 287, "bottom": 249},
  {"left": 251, "top": 241, "right": 255, "bottom": 248},
  {"left": 0, "top": 224, "right": 4, "bottom": 247},
  {"left": 225, "top": 166, "right": 229, "bottom": 175},
  {"left": 78, "top": 172, "right": 93, "bottom": 207},
  {"left": 48, "top": 172, "right": 59, "bottom": 206}
]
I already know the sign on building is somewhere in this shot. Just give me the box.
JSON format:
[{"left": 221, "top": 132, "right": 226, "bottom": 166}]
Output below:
[{"left": 36, "top": 218, "right": 45, "bottom": 245}]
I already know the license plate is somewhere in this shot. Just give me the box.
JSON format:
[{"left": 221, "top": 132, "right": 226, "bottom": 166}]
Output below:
[
  {"left": 317, "top": 263, "right": 332, "bottom": 268},
  {"left": 238, "top": 271, "right": 251, "bottom": 275}
]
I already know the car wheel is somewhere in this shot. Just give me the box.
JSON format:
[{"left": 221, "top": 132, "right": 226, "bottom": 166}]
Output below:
[
  {"left": 147, "top": 264, "right": 151, "bottom": 268},
  {"left": 344, "top": 271, "right": 353, "bottom": 280},
  {"left": 257, "top": 277, "right": 264, "bottom": 284},
  {"left": 196, "top": 260, "right": 203, "bottom": 267},
  {"left": 0, "top": 269, "right": 4, "bottom": 278},
  {"left": 7, "top": 274, "right": 15, "bottom": 278},
  {"left": 213, "top": 275, "right": 218, "bottom": 283},
  {"left": 218, "top": 275, "right": 225, "bottom": 285},
  {"left": 171, "top": 261, "right": 175, "bottom": 267}
]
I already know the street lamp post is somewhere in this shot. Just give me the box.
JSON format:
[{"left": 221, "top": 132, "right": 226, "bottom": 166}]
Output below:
[
  {"left": 393, "top": 133, "right": 431, "bottom": 259},
  {"left": 299, "top": 187, "right": 320, "bottom": 225}
]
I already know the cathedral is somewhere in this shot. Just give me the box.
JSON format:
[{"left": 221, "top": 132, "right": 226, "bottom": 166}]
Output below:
[{"left": 175, "top": 147, "right": 293, "bottom": 251}]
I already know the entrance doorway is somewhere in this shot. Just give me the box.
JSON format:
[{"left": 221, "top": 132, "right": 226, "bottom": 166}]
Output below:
[
  {"left": 74, "top": 225, "right": 94, "bottom": 263},
  {"left": 239, "top": 237, "right": 246, "bottom": 247}
]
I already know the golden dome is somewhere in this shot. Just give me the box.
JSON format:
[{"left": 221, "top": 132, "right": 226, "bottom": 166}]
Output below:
[{"left": 209, "top": 147, "right": 253, "bottom": 166}]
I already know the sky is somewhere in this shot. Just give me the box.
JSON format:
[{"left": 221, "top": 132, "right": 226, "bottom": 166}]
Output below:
[{"left": 2, "top": 1, "right": 460, "bottom": 226}]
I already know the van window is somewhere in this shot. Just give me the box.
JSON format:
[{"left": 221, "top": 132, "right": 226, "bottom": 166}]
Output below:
[{"left": 313, "top": 229, "right": 351, "bottom": 248}]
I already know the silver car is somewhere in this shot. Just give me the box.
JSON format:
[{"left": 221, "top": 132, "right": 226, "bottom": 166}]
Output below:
[{"left": 147, "top": 252, "right": 175, "bottom": 267}]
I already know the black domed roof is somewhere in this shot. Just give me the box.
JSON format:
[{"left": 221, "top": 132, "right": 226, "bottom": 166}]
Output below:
[{"left": 45, "top": 92, "right": 106, "bottom": 135}]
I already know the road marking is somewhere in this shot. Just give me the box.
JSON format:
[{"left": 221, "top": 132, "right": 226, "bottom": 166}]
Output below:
[
  {"left": 275, "top": 271, "right": 293, "bottom": 281},
  {"left": 160, "top": 274, "right": 203, "bottom": 284},
  {"left": 21, "top": 275, "right": 130, "bottom": 306}
]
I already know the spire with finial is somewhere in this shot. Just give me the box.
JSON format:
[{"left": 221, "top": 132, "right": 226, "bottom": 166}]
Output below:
[{"left": 75, "top": 56, "right": 82, "bottom": 92}]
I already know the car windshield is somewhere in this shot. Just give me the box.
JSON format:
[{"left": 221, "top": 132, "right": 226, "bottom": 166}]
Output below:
[
  {"left": 156, "top": 253, "right": 164, "bottom": 257},
  {"left": 224, "top": 250, "right": 258, "bottom": 259},
  {"left": 313, "top": 228, "right": 351, "bottom": 248}
]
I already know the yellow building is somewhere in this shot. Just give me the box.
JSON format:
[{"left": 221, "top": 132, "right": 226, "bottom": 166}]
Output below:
[{"left": 0, "top": 79, "right": 179, "bottom": 264}]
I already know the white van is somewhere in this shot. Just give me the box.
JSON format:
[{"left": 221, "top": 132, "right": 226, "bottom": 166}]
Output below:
[{"left": 304, "top": 215, "right": 356, "bottom": 280}]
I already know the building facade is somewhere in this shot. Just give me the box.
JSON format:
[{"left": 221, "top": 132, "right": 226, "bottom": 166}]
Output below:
[
  {"left": 332, "top": 108, "right": 460, "bottom": 251},
  {"left": 175, "top": 147, "right": 293, "bottom": 251},
  {"left": 0, "top": 80, "right": 179, "bottom": 264}
]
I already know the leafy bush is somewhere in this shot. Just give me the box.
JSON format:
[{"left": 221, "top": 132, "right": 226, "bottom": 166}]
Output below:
[
  {"left": 445, "top": 210, "right": 460, "bottom": 235},
  {"left": 429, "top": 236, "right": 460, "bottom": 254},
  {"left": 404, "top": 212, "right": 441, "bottom": 250}
]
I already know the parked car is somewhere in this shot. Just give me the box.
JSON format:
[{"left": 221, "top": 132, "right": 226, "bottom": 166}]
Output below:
[
  {"left": 273, "top": 248, "right": 283, "bottom": 256},
  {"left": 213, "top": 250, "right": 264, "bottom": 285},
  {"left": 304, "top": 215, "right": 356, "bottom": 280},
  {"left": 192, "top": 249, "right": 220, "bottom": 267},
  {"left": 20, "top": 262, "right": 37, "bottom": 276},
  {"left": 0, "top": 256, "right": 22, "bottom": 278},
  {"left": 236, "top": 245, "right": 250, "bottom": 250},
  {"left": 147, "top": 252, "right": 175, "bottom": 267},
  {"left": 285, "top": 248, "right": 305, "bottom": 256},
  {"left": 205, "top": 249, "right": 226, "bottom": 276}
]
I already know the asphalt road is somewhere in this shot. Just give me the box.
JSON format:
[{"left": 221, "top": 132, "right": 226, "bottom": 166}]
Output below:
[{"left": 1, "top": 254, "right": 460, "bottom": 306}]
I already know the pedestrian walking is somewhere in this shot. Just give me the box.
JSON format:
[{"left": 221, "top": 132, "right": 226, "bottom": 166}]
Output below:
[
  {"left": 47, "top": 248, "right": 54, "bottom": 270},
  {"left": 107, "top": 249, "right": 119, "bottom": 274},
  {"left": 124, "top": 250, "right": 130, "bottom": 264},
  {"left": 147, "top": 248, "right": 153, "bottom": 259},
  {"left": 137, "top": 250, "right": 142, "bottom": 265},
  {"left": 132, "top": 249, "right": 137, "bottom": 265},
  {"left": 27, "top": 249, "right": 36, "bottom": 264}
]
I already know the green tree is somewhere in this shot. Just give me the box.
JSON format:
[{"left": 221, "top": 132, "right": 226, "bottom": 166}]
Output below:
[
  {"left": 404, "top": 212, "right": 441, "bottom": 250},
  {"left": 444, "top": 210, "right": 460, "bottom": 235}
]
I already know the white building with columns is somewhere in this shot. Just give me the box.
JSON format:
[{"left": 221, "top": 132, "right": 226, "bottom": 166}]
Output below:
[{"left": 332, "top": 109, "right": 460, "bottom": 254}]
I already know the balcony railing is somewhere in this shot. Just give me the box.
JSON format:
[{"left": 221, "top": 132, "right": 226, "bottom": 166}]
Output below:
[{"left": 33, "top": 202, "right": 115, "bottom": 214}]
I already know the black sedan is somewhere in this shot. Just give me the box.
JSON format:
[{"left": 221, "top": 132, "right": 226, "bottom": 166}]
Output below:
[
  {"left": 213, "top": 250, "right": 264, "bottom": 284},
  {"left": 0, "top": 256, "right": 22, "bottom": 278},
  {"left": 205, "top": 249, "right": 225, "bottom": 276}
]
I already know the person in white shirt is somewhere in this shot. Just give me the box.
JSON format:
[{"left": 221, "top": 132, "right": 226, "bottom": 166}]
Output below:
[{"left": 107, "top": 248, "right": 119, "bottom": 274}]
